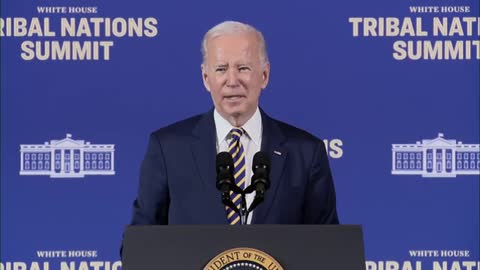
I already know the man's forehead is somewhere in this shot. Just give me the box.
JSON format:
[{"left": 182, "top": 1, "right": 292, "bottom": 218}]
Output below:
[
  {"left": 207, "top": 33, "right": 259, "bottom": 52},
  {"left": 206, "top": 33, "right": 260, "bottom": 62}
]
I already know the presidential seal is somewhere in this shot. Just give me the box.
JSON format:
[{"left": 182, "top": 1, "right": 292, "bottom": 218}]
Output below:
[{"left": 204, "top": 247, "right": 284, "bottom": 270}]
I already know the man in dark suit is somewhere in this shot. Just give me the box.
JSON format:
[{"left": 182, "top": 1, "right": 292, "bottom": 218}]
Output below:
[{"left": 129, "top": 21, "right": 339, "bottom": 225}]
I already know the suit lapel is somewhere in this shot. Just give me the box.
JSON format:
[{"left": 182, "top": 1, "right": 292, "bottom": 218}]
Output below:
[
  {"left": 252, "top": 110, "right": 287, "bottom": 224},
  {"left": 191, "top": 110, "right": 228, "bottom": 224}
]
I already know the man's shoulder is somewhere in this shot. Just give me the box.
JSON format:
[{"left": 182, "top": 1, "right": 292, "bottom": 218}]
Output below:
[
  {"left": 268, "top": 115, "right": 323, "bottom": 144},
  {"left": 151, "top": 111, "right": 210, "bottom": 139}
]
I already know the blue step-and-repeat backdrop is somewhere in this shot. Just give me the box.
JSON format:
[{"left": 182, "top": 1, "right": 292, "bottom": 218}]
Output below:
[{"left": 1, "top": 0, "right": 479, "bottom": 269}]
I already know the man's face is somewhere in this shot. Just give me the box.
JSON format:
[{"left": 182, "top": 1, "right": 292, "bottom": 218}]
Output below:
[{"left": 201, "top": 32, "right": 270, "bottom": 125}]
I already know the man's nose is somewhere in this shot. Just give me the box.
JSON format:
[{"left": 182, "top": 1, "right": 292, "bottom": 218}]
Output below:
[{"left": 226, "top": 68, "right": 239, "bottom": 87}]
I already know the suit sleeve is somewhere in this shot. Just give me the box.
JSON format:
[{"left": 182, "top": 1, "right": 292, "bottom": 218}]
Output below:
[
  {"left": 303, "top": 140, "right": 339, "bottom": 224},
  {"left": 130, "top": 133, "right": 170, "bottom": 225}
]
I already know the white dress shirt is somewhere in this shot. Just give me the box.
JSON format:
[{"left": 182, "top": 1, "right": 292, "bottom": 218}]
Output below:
[{"left": 214, "top": 107, "right": 262, "bottom": 224}]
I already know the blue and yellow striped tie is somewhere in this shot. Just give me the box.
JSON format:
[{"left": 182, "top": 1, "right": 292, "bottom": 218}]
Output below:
[{"left": 226, "top": 128, "right": 246, "bottom": 225}]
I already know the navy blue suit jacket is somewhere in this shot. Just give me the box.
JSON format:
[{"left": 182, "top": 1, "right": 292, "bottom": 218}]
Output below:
[{"left": 130, "top": 109, "right": 339, "bottom": 225}]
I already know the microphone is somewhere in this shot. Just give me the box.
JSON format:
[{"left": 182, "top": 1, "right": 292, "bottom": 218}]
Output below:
[
  {"left": 216, "top": 152, "right": 235, "bottom": 193},
  {"left": 245, "top": 151, "right": 270, "bottom": 212},
  {"left": 215, "top": 152, "right": 242, "bottom": 213}
]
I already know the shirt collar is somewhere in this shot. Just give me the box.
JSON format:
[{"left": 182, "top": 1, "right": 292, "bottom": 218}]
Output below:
[{"left": 214, "top": 107, "right": 262, "bottom": 146}]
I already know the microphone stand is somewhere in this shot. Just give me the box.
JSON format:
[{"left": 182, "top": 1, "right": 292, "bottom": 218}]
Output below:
[
  {"left": 240, "top": 193, "right": 247, "bottom": 225},
  {"left": 224, "top": 183, "right": 264, "bottom": 225},
  {"left": 243, "top": 178, "right": 268, "bottom": 224},
  {"left": 242, "top": 187, "right": 256, "bottom": 225},
  {"left": 225, "top": 185, "right": 247, "bottom": 225}
]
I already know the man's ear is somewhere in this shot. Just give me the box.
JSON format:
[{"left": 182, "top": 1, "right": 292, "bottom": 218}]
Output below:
[
  {"left": 261, "top": 62, "right": 271, "bottom": 89},
  {"left": 201, "top": 64, "right": 211, "bottom": 92}
]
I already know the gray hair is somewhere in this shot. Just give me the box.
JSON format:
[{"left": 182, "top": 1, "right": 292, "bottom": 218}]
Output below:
[{"left": 201, "top": 21, "right": 269, "bottom": 65}]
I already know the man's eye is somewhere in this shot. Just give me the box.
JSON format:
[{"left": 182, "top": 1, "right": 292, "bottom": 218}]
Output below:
[
  {"left": 239, "top": 66, "right": 250, "bottom": 72},
  {"left": 215, "top": 67, "right": 226, "bottom": 72}
]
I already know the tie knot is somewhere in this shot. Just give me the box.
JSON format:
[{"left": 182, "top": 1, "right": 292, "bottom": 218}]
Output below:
[{"left": 230, "top": 128, "right": 244, "bottom": 140}]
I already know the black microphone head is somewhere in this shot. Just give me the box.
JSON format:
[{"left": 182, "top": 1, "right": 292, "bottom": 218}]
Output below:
[
  {"left": 246, "top": 152, "right": 271, "bottom": 213},
  {"left": 252, "top": 151, "right": 270, "bottom": 190},
  {"left": 216, "top": 152, "right": 234, "bottom": 192},
  {"left": 252, "top": 151, "right": 270, "bottom": 173},
  {"left": 216, "top": 152, "right": 234, "bottom": 173}
]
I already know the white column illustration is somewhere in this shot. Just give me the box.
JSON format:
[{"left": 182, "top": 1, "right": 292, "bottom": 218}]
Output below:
[
  {"left": 51, "top": 149, "right": 55, "bottom": 174},
  {"left": 70, "top": 149, "right": 74, "bottom": 174},
  {"left": 20, "top": 150, "right": 24, "bottom": 171},
  {"left": 110, "top": 151, "right": 115, "bottom": 172},
  {"left": 61, "top": 149, "right": 65, "bottom": 173},
  {"left": 422, "top": 148, "right": 427, "bottom": 174},
  {"left": 80, "top": 149, "right": 84, "bottom": 173},
  {"left": 392, "top": 149, "right": 396, "bottom": 171},
  {"left": 441, "top": 148, "right": 446, "bottom": 173},
  {"left": 451, "top": 149, "right": 456, "bottom": 174},
  {"left": 432, "top": 148, "right": 436, "bottom": 174}
]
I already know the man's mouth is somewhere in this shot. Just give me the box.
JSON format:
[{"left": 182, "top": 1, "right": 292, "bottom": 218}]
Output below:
[{"left": 224, "top": 95, "right": 244, "bottom": 101}]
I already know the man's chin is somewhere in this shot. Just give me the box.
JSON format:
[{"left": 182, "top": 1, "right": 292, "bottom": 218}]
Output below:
[
  {"left": 219, "top": 104, "right": 245, "bottom": 116},
  {"left": 217, "top": 107, "right": 249, "bottom": 121},
  {"left": 224, "top": 110, "right": 244, "bottom": 119}
]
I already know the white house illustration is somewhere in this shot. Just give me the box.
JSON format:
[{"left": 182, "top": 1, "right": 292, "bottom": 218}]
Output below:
[
  {"left": 392, "top": 133, "right": 480, "bottom": 178},
  {"left": 19, "top": 134, "right": 115, "bottom": 178}
]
